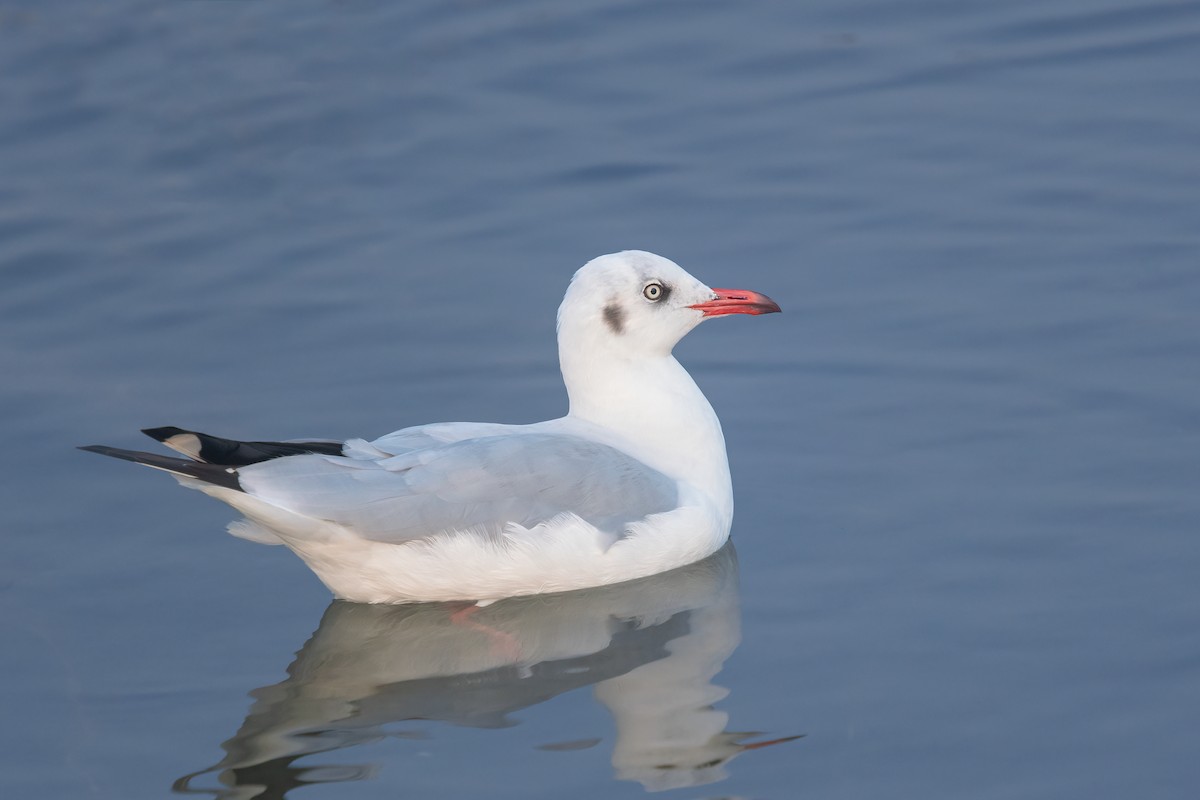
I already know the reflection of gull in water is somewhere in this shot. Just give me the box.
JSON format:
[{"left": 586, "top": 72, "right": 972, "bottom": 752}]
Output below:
[{"left": 173, "top": 545, "right": 797, "bottom": 797}]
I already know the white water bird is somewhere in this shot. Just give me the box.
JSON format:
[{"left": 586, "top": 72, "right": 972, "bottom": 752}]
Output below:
[{"left": 82, "top": 251, "right": 780, "bottom": 603}]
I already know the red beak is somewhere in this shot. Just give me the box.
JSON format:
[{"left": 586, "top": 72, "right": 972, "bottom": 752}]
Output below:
[{"left": 689, "top": 288, "right": 782, "bottom": 317}]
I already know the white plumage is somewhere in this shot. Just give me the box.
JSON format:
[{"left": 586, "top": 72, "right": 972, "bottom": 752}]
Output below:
[{"left": 83, "top": 250, "right": 780, "bottom": 603}]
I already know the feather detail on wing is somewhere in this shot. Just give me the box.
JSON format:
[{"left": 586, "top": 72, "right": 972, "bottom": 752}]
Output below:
[{"left": 235, "top": 432, "right": 679, "bottom": 543}]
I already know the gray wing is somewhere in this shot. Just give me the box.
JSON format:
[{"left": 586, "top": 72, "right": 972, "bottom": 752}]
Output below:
[
  {"left": 236, "top": 433, "right": 679, "bottom": 542},
  {"left": 338, "top": 422, "right": 525, "bottom": 459}
]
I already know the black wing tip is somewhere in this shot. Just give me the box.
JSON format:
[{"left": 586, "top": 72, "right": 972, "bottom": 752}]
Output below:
[
  {"left": 79, "top": 444, "right": 128, "bottom": 458},
  {"left": 141, "top": 426, "right": 186, "bottom": 442},
  {"left": 139, "top": 426, "right": 345, "bottom": 465},
  {"left": 77, "top": 442, "right": 242, "bottom": 491}
]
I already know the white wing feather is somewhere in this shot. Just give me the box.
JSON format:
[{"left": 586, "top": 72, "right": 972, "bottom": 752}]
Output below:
[{"left": 236, "top": 430, "right": 679, "bottom": 543}]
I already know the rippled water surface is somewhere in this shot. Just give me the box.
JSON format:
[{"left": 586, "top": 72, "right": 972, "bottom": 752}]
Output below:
[{"left": 2, "top": 1, "right": 1198, "bottom": 798}]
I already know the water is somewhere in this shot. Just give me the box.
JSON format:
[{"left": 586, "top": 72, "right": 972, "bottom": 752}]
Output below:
[{"left": 1, "top": 0, "right": 1198, "bottom": 797}]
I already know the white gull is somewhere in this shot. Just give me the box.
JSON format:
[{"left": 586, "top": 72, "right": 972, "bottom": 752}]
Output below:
[{"left": 82, "top": 250, "right": 780, "bottom": 603}]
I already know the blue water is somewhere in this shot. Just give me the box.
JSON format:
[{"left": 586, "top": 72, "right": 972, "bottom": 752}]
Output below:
[{"left": 2, "top": 0, "right": 1198, "bottom": 797}]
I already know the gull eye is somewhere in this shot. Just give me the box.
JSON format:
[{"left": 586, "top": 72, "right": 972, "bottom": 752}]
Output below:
[{"left": 643, "top": 282, "right": 664, "bottom": 302}]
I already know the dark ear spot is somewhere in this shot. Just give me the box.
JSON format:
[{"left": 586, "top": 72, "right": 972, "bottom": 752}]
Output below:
[{"left": 603, "top": 302, "right": 626, "bottom": 335}]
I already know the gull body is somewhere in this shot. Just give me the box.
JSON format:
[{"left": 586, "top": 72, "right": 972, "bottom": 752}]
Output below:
[{"left": 82, "top": 251, "right": 780, "bottom": 603}]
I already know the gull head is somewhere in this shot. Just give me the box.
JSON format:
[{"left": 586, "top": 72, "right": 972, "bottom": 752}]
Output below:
[{"left": 557, "top": 250, "right": 781, "bottom": 358}]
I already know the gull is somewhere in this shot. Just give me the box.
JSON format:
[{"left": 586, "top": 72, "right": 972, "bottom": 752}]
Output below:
[{"left": 81, "top": 251, "right": 780, "bottom": 603}]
